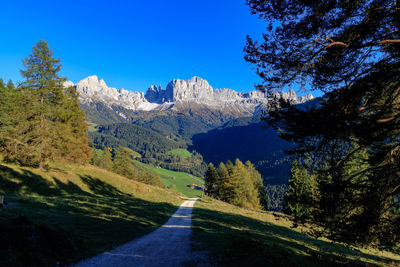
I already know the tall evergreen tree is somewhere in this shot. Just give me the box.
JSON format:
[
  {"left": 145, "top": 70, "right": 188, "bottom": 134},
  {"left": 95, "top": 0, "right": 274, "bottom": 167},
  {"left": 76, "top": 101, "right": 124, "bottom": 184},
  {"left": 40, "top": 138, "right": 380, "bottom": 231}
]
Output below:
[
  {"left": 18, "top": 40, "right": 90, "bottom": 166},
  {"left": 217, "top": 162, "right": 230, "bottom": 202},
  {"left": 0, "top": 79, "right": 40, "bottom": 166},
  {"left": 245, "top": 0, "right": 400, "bottom": 245},
  {"left": 205, "top": 163, "right": 219, "bottom": 198},
  {"left": 285, "top": 160, "right": 316, "bottom": 223}
]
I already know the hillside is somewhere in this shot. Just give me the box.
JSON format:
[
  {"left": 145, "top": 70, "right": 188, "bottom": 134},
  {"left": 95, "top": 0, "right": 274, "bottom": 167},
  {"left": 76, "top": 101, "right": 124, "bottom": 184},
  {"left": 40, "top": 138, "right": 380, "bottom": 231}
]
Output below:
[
  {"left": 192, "top": 197, "right": 400, "bottom": 266},
  {"left": 134, "top": 160, "right": 204, "bottom": 198},
  {"left": 90, "top": 123, "right": 207, "bottom": 177},
  {"left": 191, "top": 119, "right": 291, "bottom": 184},
  {"left": 0, "top": 162, "right": 183, "bottom": 266}
]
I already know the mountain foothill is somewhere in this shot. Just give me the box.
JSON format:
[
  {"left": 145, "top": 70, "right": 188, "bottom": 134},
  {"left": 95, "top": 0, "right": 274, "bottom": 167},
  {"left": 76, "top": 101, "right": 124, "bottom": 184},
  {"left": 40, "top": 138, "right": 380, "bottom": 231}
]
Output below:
[{"left": 71, "top": 74, "right": 314, "bottom": 209}]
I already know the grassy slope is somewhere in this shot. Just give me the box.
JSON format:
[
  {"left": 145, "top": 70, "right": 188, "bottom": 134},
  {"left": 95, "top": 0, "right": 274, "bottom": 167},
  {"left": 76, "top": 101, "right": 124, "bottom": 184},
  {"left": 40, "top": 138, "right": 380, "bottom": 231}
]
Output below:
[
  {"left": 167, "top": 148, "right": 192, "bottom": 159},
  {"left": 192, "top": 197, "right": 400, "bottom": 267},
  {"left": 134, "top": 160, "right": 204, "bottom": 198},
  {"left": 0, "top": 162, "right": 183, "bottom": 267}
]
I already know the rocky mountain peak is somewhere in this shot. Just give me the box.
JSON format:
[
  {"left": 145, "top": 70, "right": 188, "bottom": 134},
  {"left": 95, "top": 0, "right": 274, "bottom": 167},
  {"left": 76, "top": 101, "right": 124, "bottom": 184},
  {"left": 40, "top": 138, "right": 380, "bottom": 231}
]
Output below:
[{"left": 69, "top": 75, "right": 314, "bottom": 119}]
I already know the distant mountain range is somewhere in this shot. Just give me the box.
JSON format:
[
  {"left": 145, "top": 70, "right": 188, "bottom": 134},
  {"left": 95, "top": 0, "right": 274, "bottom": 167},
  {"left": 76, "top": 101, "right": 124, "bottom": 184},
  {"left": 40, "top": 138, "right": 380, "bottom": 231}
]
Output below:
[
  {"left": 67, "top": 75, "right": 314, "bottom": 184},
  {"left": 66, "top": 75, "right": 313, "bottom": 121}
]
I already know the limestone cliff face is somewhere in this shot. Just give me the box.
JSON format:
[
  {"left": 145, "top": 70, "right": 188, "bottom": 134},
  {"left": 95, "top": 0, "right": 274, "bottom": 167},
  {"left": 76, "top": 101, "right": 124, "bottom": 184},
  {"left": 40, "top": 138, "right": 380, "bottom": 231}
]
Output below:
[{"left": 67, "top": 75, "right": 313, "bottom": 118}]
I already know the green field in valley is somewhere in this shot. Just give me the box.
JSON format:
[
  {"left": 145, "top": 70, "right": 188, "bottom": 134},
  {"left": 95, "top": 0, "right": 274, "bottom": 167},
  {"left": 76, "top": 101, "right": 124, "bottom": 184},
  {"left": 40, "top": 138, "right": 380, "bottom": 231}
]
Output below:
[
  {"left": 134, "top": 160, "right": 204, "bottom": 198},
  {"left": 167, "top": 149, "right": 192, "bottom": 159}
]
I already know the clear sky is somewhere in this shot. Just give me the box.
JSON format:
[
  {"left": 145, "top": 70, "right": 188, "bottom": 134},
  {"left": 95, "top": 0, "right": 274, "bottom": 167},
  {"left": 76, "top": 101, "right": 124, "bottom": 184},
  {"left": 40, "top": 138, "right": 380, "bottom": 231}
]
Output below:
[{"left": 0, "top": 0, "right": 269, "bottom": 93}]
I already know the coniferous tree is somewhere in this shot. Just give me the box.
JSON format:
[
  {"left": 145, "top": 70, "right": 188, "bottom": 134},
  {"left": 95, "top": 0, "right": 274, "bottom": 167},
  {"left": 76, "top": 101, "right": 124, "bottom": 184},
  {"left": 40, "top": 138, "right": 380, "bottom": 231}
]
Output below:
[
  {"left": 205, "top": 163, "right": 219, "bottom": 198},
  {"left": 222, "top": 160, "right": 242, "bottom": 206},
  {"left": 112, "top": 147, "right": 137, "bottom": 179},
  {"left": 99, "top": 148, "right": 113, "bottom": 171},
  {"left": 245, "top": 0, "right": 400, "bottom": 246},
  {"left": 16, "top": 40, "right": 91, "bottom": 166},
  {"left": 0, "top": 79, "right": 40, "bottom": 166},
  {"left": 217, "top": 162, "right": 230, "bottom": 202},
  {"left": 245, "top": 160, "right": 265, "bottom": 209},
  {"left": 285, "top": 160, "right": 316, "bottom": 223}
]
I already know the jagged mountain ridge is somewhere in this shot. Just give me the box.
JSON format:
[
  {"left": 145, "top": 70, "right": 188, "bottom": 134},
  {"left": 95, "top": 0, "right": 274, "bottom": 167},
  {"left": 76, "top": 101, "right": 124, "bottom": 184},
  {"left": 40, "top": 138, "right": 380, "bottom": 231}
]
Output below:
[{"left": 67, "top": 75, "right": 314, "bottom": 118}]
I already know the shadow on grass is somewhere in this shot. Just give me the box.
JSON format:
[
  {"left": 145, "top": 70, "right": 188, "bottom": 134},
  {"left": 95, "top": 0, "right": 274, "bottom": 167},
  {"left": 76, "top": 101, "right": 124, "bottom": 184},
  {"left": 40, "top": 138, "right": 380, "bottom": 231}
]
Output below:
[
  {"left": 0, "top": 165, "right": 60, "bottom": 196},
  {"left": 0, "top": 164, "right": 179, "bottom": 267},
  {"left": 192, "top": 200, "right": 399, "bottom": 267}
]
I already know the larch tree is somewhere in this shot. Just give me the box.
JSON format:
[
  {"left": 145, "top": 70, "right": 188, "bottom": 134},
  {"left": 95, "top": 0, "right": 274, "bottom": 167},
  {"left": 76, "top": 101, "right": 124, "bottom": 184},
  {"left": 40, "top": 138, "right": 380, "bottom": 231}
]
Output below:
[{"left": 18, "top": 40, "right": 90, "bottom": 167}]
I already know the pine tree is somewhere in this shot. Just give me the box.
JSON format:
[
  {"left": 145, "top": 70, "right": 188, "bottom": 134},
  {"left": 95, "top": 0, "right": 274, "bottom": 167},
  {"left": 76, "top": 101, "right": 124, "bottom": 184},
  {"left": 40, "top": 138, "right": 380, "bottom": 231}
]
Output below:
[
  {"left": 205, "top": 163, "right": 219, "bottom": 198},
  {"left": 285, "top": 160, "right": 316, "bottom": 223},
  {"left": 217, "top": 162, "right": 230, "bottom": 202},
  {"left": 245, "top": 0, "right": 400, "bottom": 246}
]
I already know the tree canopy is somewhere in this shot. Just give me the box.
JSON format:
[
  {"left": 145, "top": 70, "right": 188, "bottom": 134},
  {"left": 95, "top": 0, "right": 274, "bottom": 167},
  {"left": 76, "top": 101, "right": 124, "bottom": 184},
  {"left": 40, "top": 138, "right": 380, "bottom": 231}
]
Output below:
[
  {"left": 245, "top": 0, "right": 400, "bottom": 247},
  {"left": 0, "top": 40, "right": 91, "bottom": 167}
]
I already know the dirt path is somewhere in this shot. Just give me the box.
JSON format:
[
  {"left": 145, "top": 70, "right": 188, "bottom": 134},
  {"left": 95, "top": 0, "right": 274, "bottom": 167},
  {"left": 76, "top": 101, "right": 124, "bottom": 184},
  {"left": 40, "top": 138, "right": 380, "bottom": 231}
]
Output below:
[{"left": 74, "top": 198, "right": 204, "bottom": 267}]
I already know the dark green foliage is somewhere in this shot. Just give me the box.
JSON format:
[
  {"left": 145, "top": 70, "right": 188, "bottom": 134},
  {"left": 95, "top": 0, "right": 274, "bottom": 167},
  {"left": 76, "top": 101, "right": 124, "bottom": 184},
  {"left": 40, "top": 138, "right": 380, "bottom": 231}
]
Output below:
[
  {"left": 265, "top": 184, "right": 288, "bottom": 211},
  {"left": 206, "top": 159, "right": 264, "bottom": 210},
  {"left": 112, "top": 147, "right": 163, "bottom": 187},
  {"left": 96, "top": 123, "right": 184, "bottom": 153},
  {"left": 285, "top": 160, "right": 317, "bottom": 223},
  {"left": 191, "top": 119, "right": 291, "bottom": 184},
  {"left": 245, "top": 0, "right": 400, "bottom": 246},
  {"left": 90, "top": 123, "right": 207, "bottom": 177},
  {"left": 205, "top": 163, "right": 219, "bottom": 198}
]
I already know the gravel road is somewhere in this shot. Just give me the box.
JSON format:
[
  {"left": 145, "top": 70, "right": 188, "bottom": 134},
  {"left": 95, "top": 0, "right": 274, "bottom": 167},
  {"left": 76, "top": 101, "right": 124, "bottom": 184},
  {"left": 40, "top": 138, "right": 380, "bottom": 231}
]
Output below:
[{"left": 73, "top": 198, "right": 205, "bottom": 267}]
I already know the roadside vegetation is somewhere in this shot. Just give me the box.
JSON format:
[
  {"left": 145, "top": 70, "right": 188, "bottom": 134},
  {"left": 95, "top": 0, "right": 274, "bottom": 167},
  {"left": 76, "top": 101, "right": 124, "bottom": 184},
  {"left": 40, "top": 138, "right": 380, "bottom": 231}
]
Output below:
[
  {"left": 0, "top": 162, "right": 182, "bottom": 266},
  {"left": 192, "top": 197, "right": 400, "bottom": 266}
]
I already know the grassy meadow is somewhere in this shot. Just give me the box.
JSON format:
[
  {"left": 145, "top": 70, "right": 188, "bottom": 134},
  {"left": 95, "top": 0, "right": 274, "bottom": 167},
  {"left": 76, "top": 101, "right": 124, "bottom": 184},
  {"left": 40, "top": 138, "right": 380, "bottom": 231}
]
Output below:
[
  {"left": 167, "top": 148, "right": 192, "bottom": 159},
  {"left": 192, "top": 197, "right": 400, "bottom": 267},
  {"left": 134, "top": 160, "right": 204, "bottom": 198},
  {"left": 0, "top": 162, "right": 183, "bottom": 266}
]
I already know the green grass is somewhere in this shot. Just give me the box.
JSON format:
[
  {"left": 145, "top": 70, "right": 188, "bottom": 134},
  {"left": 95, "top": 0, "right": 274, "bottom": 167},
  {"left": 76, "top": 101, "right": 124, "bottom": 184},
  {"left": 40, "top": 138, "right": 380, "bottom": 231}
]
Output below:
[
  {"left": 87, "top": 122, "right": 98, "bottom": 133},
  {"left": 167, "top": 148, "right": 192, "bottom": 159},
  {"left": 192, "top": 197, "right": 400, "bottom": 266},
  {"left": 134, "top": 160, "right": 204, "bottom": 198},
  {"left": 0, "top": 162, "right": 184, "bottom": 267}
]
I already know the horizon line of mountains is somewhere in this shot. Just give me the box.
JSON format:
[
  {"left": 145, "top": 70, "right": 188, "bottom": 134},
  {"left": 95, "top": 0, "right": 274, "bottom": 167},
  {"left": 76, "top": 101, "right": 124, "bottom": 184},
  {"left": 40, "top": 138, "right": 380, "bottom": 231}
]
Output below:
[
  {"left": 65, "top": 75, "right": 314, "bottom": 117},
  {"left": 70, "top": 75, "right": 314, "bottom": 186}
]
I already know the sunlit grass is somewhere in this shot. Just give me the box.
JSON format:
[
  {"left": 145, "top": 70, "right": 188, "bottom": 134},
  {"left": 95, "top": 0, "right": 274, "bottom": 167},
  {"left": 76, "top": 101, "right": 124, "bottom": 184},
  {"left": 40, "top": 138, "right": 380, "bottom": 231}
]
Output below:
[
  {"left": 192, "top": 196, "right": 400, "bottom": 267},
  {"left": 0, "top": 162, "right": 183, "bottom": 266},
  {"left": 167, "top": 148, "right": 192, "bottom": 159},
  {"left": 134, "top": 160, "right": 204, "bottom": 198}
]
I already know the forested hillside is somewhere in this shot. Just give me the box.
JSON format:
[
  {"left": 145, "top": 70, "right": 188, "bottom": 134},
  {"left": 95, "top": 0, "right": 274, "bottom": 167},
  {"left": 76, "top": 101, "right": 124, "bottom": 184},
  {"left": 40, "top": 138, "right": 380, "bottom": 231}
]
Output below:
[
  {"left": 191, "top": 120, "right": 291, "bottom": 184},
  {"left": 90, "top": 123, "right": 207, "bottom": 177}
]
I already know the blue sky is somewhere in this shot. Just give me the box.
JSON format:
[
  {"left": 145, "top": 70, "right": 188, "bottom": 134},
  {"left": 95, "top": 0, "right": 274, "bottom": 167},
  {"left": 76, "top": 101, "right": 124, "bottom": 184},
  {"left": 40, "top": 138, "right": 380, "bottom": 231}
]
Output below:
[{"left": 0, "top": 0, "right": 268, "bottom": 93}]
